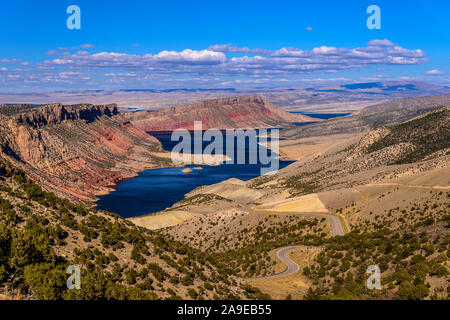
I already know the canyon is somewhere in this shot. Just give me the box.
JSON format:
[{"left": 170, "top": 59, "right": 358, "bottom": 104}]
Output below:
[
  {"left": 0, "top": 103, "right": 169, "bottom": 201},
  {"left": 0, "top": 97, "right": 306, "bottom": 201},
  {"left": 0, "top": 93, "right": 448, "bottom": 300}
]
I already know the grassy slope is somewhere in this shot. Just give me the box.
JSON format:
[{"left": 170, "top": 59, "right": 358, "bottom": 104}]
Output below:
[
  {"left": 0, "top": 160, "right": 269, "bottom": 300},
  {"left": 368, "top": 108, "right": 450, "bottom": 163}
]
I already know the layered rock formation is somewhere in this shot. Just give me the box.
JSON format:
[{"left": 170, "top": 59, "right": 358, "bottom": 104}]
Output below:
[
  {"left": 12, "top": 103, "right": 119, "bottom": 127},
  {"left": 0, "top": 103, "right": 168, "bottom": 201},
  {"left": 124, "top": 96, "right": 316, "bottom": 131}
]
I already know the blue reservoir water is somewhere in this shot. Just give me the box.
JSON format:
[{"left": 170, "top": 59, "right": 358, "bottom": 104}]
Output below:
[
  {"left": 290, "top": 112, "right": 352, "bottom": 119},
  {"left": 96, "top": 130, "right": 293, "bottom": 217}
]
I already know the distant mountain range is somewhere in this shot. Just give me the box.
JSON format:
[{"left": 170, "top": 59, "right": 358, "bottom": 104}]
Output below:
[{"left": 1, "top": 81, "right": 448, "bottom": 112}]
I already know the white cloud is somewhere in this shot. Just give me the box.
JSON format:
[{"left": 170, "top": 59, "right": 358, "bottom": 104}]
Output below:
[
  {"left": 58, "top": 72, "right": 82, "bottom": 78},
  {"left": 306, "top": 27, "right": 313, "bottom": 31},
  {"left": 153, "top": 49, "right": 226, "bottom": 64},
  {"left": 424, "top": 69, "right": 445, "bottom": 75},
  {"left": 104, "top": 73, "right": 137, "bottom": 77},
  {"left": 271, "top": 47, "right": 308, "bottom": 57},
  {"left": 368, "top": 39, "right": 394, "bottom": 47},
  {"left": 42, "top": 40, "right": 426, "bottom": 76},
  {"left": 208, "top": 44, "right": 272, "bottom": 55},
  {"left": 1, "top": 40, "right": 429, "bottom": 89},
  {"left": 312, "top": 46, "right": 338, "bottom": 54}
]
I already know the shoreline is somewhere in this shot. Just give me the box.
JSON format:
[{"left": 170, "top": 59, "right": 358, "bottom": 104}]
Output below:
[{"left": 94, "top": 125, "right": 299, "bottom": 216}]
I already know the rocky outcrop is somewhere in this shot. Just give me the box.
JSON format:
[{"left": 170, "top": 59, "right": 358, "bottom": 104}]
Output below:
[
  {"left": 11, "top": 103, "right": 119, "bottom": 127},
  {"left": 124, "top": 96, "right": 317, "bottom": 131},
  {"left": 0, "top": 103, "right": 167, "bottom": 201}
]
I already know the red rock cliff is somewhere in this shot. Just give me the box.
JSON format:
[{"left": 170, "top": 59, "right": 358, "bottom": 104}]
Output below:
[
  {"left": 12, "top": 103, "right": 119, "bottom": 127},
  {"left": 124, "top": 96, "right": 317, "bottom": 131},
  {"left": 0, "top": 103, "right": 167, "bottom": 201}
]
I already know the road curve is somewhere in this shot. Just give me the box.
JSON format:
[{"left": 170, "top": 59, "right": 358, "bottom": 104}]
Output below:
[
  {"left": 245, "top": 211, "right": 345, "bottom": 281},
  {"left": 253, "top": 211, "right": 345, "bottom": 237}
]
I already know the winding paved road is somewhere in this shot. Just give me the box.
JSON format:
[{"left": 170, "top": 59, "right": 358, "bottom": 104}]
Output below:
[
  {"left": 253, "top": 211, "right": 346, "bottom": 237},
  {"left": 245, "top": 211, "right": 345, "bottom": 281}
]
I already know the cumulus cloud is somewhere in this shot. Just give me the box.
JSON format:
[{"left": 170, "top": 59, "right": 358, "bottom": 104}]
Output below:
[
  {"left": 42, "top": 39, "right": 425, "bottom": 77},
  {"left": 368, "top": 39, "right": 394, "bottom": 47},
  {"left": 0, "top": 40, "right": 429, "bottom": 89},
  {"left": 153, "top": 49, "right": 226, "bottom": 64},
  {"left": 44, "top": 49, "right": 226, "bottom": 69},
  {"left": 58, "top": 72, "right": 83, "bottom": 78},
  {"left": 104, "top": 72, "right": 137, "bottom": 77},
  {"left": 208, "top": 44, "right": 272, "bottom": 55},
  {"left": 424, "top": 69, "right": 445, "bottom": 75}
]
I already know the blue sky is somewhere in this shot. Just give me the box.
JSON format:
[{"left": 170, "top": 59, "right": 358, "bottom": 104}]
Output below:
[{"left": 0, "top": 0, "right": 449, "bottom": 91}]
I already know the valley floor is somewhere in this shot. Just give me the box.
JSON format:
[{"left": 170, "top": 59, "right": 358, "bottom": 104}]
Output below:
[{"left": 132, "top": 118, "right": 449, "bottom": 299}]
